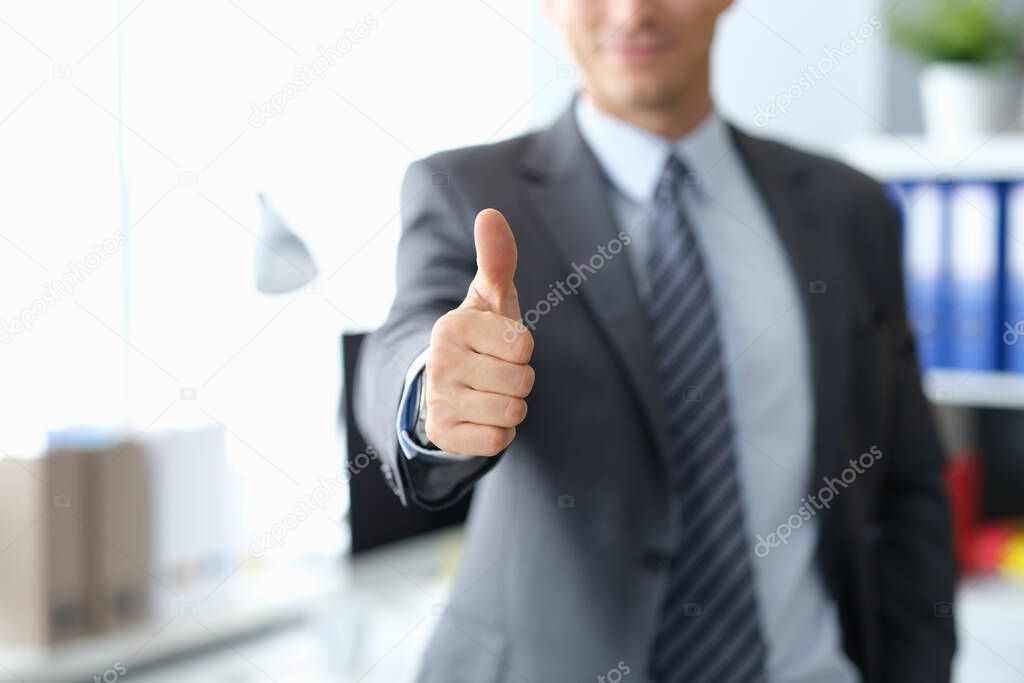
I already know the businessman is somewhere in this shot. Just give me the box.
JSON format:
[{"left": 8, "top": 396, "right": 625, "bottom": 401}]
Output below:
[{"left": 354, "top": 0, "right": 956, "bottom": 681}]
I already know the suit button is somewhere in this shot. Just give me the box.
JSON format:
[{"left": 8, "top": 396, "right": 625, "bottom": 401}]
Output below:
[{"left": 641, "top": 549, "right": 672, "bottom": 571}]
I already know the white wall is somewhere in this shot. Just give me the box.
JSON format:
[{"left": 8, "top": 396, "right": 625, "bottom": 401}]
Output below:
[{"left": 713, "top": 0, "right": 888, "bottom": 150}]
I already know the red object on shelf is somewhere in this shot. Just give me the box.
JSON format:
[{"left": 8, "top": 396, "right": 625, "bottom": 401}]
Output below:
[
  {"left": 944, "top": 450, "right": 982, "bottom": 574},
  {"left": 968, "top": 523, "right": 1016, "bottom": 575}
]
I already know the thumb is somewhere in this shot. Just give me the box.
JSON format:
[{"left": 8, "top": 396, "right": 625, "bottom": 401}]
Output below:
[{"left": 462, "top": 208, "right": 520, "bottom": 318}]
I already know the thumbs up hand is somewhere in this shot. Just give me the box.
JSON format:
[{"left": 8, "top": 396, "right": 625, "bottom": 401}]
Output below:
[{"left": 423, "top": 209, "right": 535, "bottom": 456}]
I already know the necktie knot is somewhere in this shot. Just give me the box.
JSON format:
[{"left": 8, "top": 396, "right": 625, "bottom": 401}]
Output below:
[{"left": 655, "top": 154, "right": 692, "bottom": 205}]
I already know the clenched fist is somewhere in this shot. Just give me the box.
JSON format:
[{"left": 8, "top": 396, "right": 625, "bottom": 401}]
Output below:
[{"left": 423, "top": 208, "right": 535, "bottom": 456}]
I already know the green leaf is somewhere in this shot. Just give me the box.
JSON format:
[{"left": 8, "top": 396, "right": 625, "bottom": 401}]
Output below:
[{"left": 888, "top": 0, "right": 1024, "bottom": 64}]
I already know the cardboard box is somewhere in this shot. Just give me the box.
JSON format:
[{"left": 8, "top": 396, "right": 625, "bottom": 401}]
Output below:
[
  {"left": 0, "top": 456, "right": 50, "bottom": 644},
  {"left": 47, "top": 448, "right": 92, "bottom": 641},
  {"left": 0, "top": 452, "right": 90, "bottom": 644},
  {"left": 87, "top": 440, "right": 149, "bottom": 631}
]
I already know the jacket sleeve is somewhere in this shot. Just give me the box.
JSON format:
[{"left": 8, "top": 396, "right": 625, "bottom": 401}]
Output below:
[
  {"left": 352, "top": 158, "right": 503, "bottom": 510},
  {"left": 873, "top": 188, "right": 957, "bottom": 682}
]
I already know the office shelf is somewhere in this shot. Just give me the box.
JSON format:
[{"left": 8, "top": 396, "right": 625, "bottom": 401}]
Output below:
[
  {"left": 924, "top": 369, "right": 1024, "bottom": 410},
  {"left": 837, "top": 133, "right": 1024, "bottom": 181},
  {"left": 835, "top": 134, "right": 1024, "bottom": 410}
]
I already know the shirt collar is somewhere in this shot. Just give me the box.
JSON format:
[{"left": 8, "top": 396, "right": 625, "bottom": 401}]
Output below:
[{"left": 573, "top": 93, "right": 731, "bottom": 205}]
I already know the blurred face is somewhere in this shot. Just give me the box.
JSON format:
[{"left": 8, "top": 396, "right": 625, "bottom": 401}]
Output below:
[{"left": 546, "top": 0, "right": 732, "bottom": 123}]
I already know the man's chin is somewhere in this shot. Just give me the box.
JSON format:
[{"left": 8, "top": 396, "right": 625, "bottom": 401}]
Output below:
[{"left": 602, "top": 79, "right": 680, "bottom": 113}]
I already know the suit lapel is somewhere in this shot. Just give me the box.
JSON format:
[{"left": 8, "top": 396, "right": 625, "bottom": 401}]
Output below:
[
  {"left": 728, "top": 126, "right": 852, "bottom": 495},
  {"left": 518, "top": 98, "right": 673, "bottom": 471}
]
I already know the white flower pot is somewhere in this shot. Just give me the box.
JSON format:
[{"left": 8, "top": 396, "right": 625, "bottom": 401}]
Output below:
[{"left": 920, "top": 62, "right": 1024, "bottom": 145}]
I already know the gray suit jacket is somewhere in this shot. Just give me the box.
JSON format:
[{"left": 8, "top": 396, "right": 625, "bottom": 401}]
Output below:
[{"left": 354, "top": 93, "right": 956, "bottom": 682}]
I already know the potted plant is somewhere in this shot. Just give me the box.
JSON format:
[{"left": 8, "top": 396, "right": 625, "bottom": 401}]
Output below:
[{"left": 889, "top": 0, "right": 1024, "bottom": 143}]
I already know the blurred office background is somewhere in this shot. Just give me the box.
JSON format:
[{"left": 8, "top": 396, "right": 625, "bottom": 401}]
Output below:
[{"left": 1, "top": 0, "right": 1024, "bottom": 681}]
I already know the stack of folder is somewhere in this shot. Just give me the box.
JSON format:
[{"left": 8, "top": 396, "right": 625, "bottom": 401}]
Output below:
[{"left": 888, "top": 179, "right": 1024, "bottom": 373}]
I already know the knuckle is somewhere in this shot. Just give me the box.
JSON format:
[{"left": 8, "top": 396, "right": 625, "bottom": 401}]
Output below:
[
  {"left": 517, "top": 365, "right": 536, "bottom": 396},
  {"left": 425, "top": 347, "right": 463, "bottom": 386},
  {"left": 432, "top": 310, "right": 466, "bottom": 342},
  {"left": 424, "top": 384, "right": 450, "bottom": 414},
  {"left": 511, "top": 328, "right": 534, "bottom": 362},
  {"left": 430, "top": 313, "right": 454, "bottom": 340},
  {"left": 479, "top": 427, "right": 511, "bottom": 456},
  {"left": 505, "top": 397, "right": 528, "bottom": 425}
]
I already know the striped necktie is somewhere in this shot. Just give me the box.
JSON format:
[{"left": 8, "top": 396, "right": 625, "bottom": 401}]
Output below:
[{"left": 645, "top": 154, "right": 768, "bottom": 683}]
